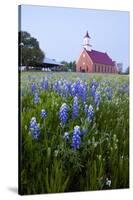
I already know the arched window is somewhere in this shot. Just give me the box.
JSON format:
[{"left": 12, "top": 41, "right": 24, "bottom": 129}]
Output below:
[
  {"left": 96, "top": 65, "right": 98, "bottom": 72},
  {"left": 98, "top": 65, "right": 100, "bottom": 73},
  {"left": 80, "top": 67, "right": 81, "bottom": 72},
  {"left": 95, "top": 64, "right": 96, "bottom": 72},
  {"left": 87, "top": 66, "right": 88, "bottom": 72}
]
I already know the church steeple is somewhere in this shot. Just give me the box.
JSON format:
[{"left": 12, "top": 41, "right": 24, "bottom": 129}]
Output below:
[
  {"left": 84, "top": 31, "right": 90, "bottom": 38},
  {"left": 83, "top": 31, "right": 91, "bottom": 51}
]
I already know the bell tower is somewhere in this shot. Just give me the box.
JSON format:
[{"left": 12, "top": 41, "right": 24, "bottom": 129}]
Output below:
[{"left": 83, "top": 31, "right": 91, "bottom": 51}]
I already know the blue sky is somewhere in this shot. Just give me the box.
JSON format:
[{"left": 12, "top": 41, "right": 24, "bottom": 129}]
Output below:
[{"left": 20, "top": 5, "right": 129, "bottom": 70}]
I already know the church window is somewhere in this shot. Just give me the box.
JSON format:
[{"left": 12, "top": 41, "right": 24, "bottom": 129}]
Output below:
[
  {"left": 83, "top": 54, "right": 85, "bottom": 58},
  {"left": 95, "top": 64, "right": 96, "bottom": 72},
  {"left": 102, "top": 66, "right": 103, "bottom": 72},
  {"left": 98, "top": 65, "right": 100, "bottom": 72}
]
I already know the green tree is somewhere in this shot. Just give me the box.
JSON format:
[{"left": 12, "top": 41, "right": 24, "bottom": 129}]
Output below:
[
  {"left": 19, "top": 31, "right": 45, "bottom": 69},
  {"left": 125, "top": 66, "right": 129, "bottom": 74},
  {"left": 72, "top": 61, "right": 76, "bottom": 72},
  {"left": 61, "top": 60, "right": 76, "bottom": 72}
]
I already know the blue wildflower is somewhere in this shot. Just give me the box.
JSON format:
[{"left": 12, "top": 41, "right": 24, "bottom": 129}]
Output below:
[
  {"left": 84, "top": 104, "right": 88, "bottom": 115},
  {"left": 90, "top": 80, "right": 99, "bottom": 97},
  {"left": 119, "top": 83, "right": 129, "bottom": 95},
  {"left": 87, "top": 105, "right": 94, "bottom": 121},
  {"left": 53, "top": 80, "right": 63, "bottom": 95},
  {"left": 40, "top": 77, "right": 48, "bottom": 90},
  {"left": 72, "top": 125, "right": 81, "bottom": 150},
  {"left": 90, "top": 80, "right": 99, "bottom": 88},
  {"left": 40, "top": 109, "right": 47, "bottom": 119},
  {"left": 94, "top": 92, "right": 100, "bottom": 107},
  {"left": 78, "top": 82, "right": 88, "bottom": 102},
  {"left": 71, "top": 82, "right": 77, "bottom": 96},
  {"left": 59, "top": 103, "right": 68, "bottom": 125},
  {"left": 62, "top": 81, "right": 70, "bottom": 97},
  {"left": 72, "top": 96, "right": 79, "bottom": 119},
  {"left": 104, "top": 87, "right": 112, "bottom": 100},
  {"left": 31, "top": 83, "right": 36, "bottom": 93},
  {"left": 29, "top": 117, "right": 40, "bottom": 139},
  {"left": 90, "top": 85, "right": 96, "bottom": 97},
  {"left": 34, "top": 92, "right": 39, "bottom": 104}
]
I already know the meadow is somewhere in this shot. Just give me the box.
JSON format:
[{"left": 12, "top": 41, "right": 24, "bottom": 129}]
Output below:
[{"left": 19, "top": 72, "right": 129, "bottom": 195}]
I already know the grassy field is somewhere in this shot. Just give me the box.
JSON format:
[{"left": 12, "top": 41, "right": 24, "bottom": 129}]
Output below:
[{"left": 19, "top": 72, "right": 129, "bottom": 195}]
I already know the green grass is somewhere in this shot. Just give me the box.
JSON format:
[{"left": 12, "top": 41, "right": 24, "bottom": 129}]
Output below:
[{"left": 19, "top": 72, "right": 129, "bottom": 195}]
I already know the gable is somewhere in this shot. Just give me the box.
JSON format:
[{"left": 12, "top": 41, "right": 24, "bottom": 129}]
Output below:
[{"left": 76, "top": 49, "right": 93, "bottom": 65}]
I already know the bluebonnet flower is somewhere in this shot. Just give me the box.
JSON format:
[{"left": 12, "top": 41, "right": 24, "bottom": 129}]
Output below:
[
  {"left": 72, "top": 125, "right": 81, "bottom": 150},
  {"left": 63, "top": 132, "right": 69, "bottom": 141},
  {"left": 90, "top": 85, "right": 96, "bottom": 97},
  {"left": 31, "top": 83, "right": 36, "bottom": 93},
  {"left": 62, "top": 81, "right": 70, "bottom": 97},
  {"left": 84, "top": 104, "right": 94, "bottom": 121},
  {"left": 87, "top": 105, "right": 94, "bottom": 121},
  {"left": 72, "top": 96, "right": 79, "bottom": 119},
  {"left": 71, "top": 82, "right": 77, "bottom": 96},
  {"left": 40, "top": 77, "right": 48, "bottom": 90},
  {"left": 104, "top": 87, "right": 112, "bottom": 100},
  {"left": 78, "top": 82, "right": 88, "bottom": 102},
  {"left": 94, "top": 92, "right": 100, "bottom": 107},
  {"left": 119, "top": 83, "right": 129, "bottom": 95},
  {"left": 29, "top": 117, "right": 40, "bottom": 139},
  {"left": 90, "top": 80, "right": 99, "bottom": 97},
  {"left": 90, "top": 80, "right": 99, "bottom": 89},
  {"left": 84, "top": 104, "right": 88, "bottom": 114},
  {"left": 40, "top": 109, "right": 47, "bottom": 119},
  {"left": 34, "top": 92, "right": 40, "bottom": 104},
  {"left": 53, "top": 79, "right": 63, "bottom": 95},
  {"left": 59, "top": 103, "right": 68, "bottom": 125},
  {"left": 53, "top": 80, "right": 59, "bottom": 93}
]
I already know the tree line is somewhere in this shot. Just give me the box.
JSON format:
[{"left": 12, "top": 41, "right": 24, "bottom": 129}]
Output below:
[{"left": 18, "top": 31, "right": 76, "bottom": 71}]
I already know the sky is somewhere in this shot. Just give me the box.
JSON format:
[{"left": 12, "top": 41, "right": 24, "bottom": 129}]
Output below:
[{"left": 20, "top": 5, "right": 129, "bottom": 70}]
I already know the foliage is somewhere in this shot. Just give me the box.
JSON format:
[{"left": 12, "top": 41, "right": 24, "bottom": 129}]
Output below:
[
  {"left": 19, "top": 31, "right": 45, "bottom": 67},
  {"left": 61, "top": 61, "right": 76, "bottom": 72},
  {"left": 19, "top": 72, "right": 129, "bottom": 195},
  {"left": 125, "top": 66, "right": 129, "bottom": 74}
]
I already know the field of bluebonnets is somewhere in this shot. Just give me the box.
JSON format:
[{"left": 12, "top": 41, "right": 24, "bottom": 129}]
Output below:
[{"left": 20, "top": 72, "right": 129, "bottom": 195}]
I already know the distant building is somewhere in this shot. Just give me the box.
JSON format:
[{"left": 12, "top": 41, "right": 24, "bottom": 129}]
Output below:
[
  {"left": 41, "top": 57, "right": 63, "bottom": 71},
  {"left": 76, "top": 31, "right": 117, "bottom": 73},
  {"left": 19, "top": 57, "right": 63, "bottom": 71}
]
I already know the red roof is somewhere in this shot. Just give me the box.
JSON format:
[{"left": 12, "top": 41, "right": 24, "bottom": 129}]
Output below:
[{"left": 87, "top": 50, "right": 115, "bottom": 66}]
